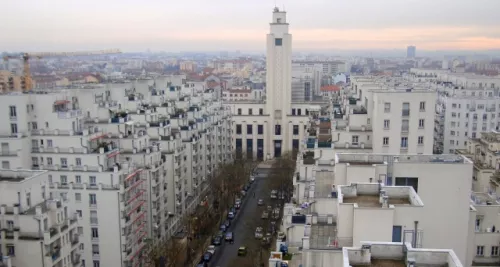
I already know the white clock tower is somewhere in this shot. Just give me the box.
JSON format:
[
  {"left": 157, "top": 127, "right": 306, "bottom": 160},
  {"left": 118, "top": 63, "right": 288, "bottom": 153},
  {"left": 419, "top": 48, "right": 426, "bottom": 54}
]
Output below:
[{"left": 265, "top": 7, "right": 293, "bottom": 158}]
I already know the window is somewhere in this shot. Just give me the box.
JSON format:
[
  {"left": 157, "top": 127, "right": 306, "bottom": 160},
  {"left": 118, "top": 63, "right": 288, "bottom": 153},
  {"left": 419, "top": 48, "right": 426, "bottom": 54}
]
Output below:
[
  {"left": 7, "top": 245, "right": 15, "bottom": 256},
  {"left": 477, "top": 246, "right": 484, "bottom": 256},
  {"left": 75, "top": 193, "right": 81, "bottom": 202},
  {"left": 259, "top": 108, "right": 263, "bottom": 115},
  {"left": 90, "top": 211, "right": 98, "bottom": 224},
  {"left": 352, "top": 135, "right": 359, "bottom": 144},
  {"left": 77, "top": 210, "right": 82, "bottom": 217},
  {"left": 401, "top": 137, "right": 408, "bottom": 148},
  {"left": 275, "top": 38, "right": 283, "bottom": 46},
  {"left": 402, "top": 120, "right": 409, "bottom": 132},
  {"left": 292, "top": 109, "right": 296, "bottom": 115},
  {"left": 384, "top": 103, "right": 391, "bottom": 112},
  {"left": 92, "top": 244, "right": 100, "bottom": 256},
  {"left": 10, "top": 123, "right": 17, "bottom": 134},
  {"left": 89, "top": 176, "right": 96, "bottom": 185},
  {"left": 9, "top": 106, "right": 17, "bottom": 118},
  {"left": 93, "top": 260, "right": 100, "bottom": 267},
  {"left": 383, "top": 137, "right": 389, "bottom": 146},
  {"left": 293, "top": 125, "right": 299, "bottom": 135},
  {"left": 60, "top": 175, "right": 67, "bottom": 185},
  {"left": 89, "top": 194, "right": 97, "bottom": 206},
  {"left": 76, "top": 158, "right": 82, "bottom": 166},
  {"left": 60, "top": 158, "right": 68, "bottom": 168},
  {"left": 402, "top": 102, "right": 410, "bottom": 116},
  {"left": 91, "top": 228, "right": 99, "bottom": 238},
  {"left": 492, "top": 246, "right": 499, "bottom": 257},
  {"left": 237, "top": 108, "right": 242, "bottom": 115},
  {"left": 47, "top": 157, "right": 53, "bottom": 165},
  {"left": 75, "top": 175, "right": 81, "bottom": 183},
  {"left": 236, "top": 124, "right": 242, "bottom": 134},
  {"left": 297, "top": 109, "right": 302, "bottom": 116},
  {"left": 257, "top": 125, "right": 264, "bottom": 135},
  {"left": 383, "top": 120, "right": 390, "bottom": 129},
  {"left": 32, "top": 122, "right": 38, "bottom": 130},
  {"left": 248, "top": 109, "right": 252, "bottom": 115},
  {"left": 275, "top": 125, "right": 281, "bottom": 135},
  {"left": 2, "top": 161, "right": 10, "bottom": 169},
  {"left": 47, "top": 140, "right": 53, "bottom": 147},
  {"left": 418, "top": 136, "right": 424, "bottom": 145},
  {"left": 246, "top": 125, "right": 253, "bottom": 135},
  {"left": 395, "top": 177, "right": 418, "bottom": 192},
  {"left": 419, "top": 101, "right": 426, "bottom": 111},
  {"left": 418, "top": 119, "right": 425, "bottom": 128}
]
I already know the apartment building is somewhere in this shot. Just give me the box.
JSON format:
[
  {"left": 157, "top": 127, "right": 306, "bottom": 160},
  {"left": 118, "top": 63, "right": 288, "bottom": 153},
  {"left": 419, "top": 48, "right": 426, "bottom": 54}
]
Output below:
[
  {"left": 331, "top": 76, "right": 436, "bottom": 154},
  {"left": 286, "top": 152, "right": 473, "bottom": 266},
  {"left": 0, "top": 75, "right": 233, "bottom": 267},
  {"left": 0, "top": 169, "right": 80, "bottom": 267},
  {"left": 291, "top": 64, "right": 321, "bottom": 101},
  {"left": 407, "top": 68, "right": 500, "bottom": 154},
  {"left": 229, "top": 8, "right": 323, "bottom": 159},
  {"left": 469, "top": 192, "right": 500, "bottom": 266}
]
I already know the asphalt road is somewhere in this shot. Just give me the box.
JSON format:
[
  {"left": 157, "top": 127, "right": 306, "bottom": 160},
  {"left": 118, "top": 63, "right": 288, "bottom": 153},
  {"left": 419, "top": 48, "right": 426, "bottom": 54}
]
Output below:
[{"left": 209, "top": 168, "right": 269, "bottom": 267}]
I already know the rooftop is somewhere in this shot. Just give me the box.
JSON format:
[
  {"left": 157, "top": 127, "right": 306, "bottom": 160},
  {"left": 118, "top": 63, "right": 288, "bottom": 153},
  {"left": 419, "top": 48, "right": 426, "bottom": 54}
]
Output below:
[
  {"left": 335, "top": 153, "right": 469, "bottom": 165},
  {"left": 0, "top": 169, "right": 47, "bottom": 183},
  {"left": 339, "top": 184, "right": 423, "bottom": 208},
  {"left": 344, "top": 242, "right": 462, "bottom": 267},
  {"left": 314, "top": 171, "right": 335, "bottom": 198}
]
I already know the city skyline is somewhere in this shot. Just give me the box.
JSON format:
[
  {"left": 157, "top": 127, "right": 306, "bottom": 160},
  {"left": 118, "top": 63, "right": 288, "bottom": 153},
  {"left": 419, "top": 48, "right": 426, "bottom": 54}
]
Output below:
[{"left": 1, "top": 0, "right": 499, "bottom": 52}]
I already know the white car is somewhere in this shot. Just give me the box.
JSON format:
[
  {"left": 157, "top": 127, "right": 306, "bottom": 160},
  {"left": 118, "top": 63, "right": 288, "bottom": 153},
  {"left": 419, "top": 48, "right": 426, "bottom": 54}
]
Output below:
[
  {"left": 255, "top": 227, "right": 263, "bottom": 239},
  {"left": 206, "top": 245, "right": 216, "bottom": 255}
]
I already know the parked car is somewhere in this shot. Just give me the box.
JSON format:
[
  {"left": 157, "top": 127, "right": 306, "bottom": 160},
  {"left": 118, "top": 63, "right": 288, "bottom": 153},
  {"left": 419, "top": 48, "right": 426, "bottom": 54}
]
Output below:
[
  {"left": 225, "top": 232, "right": 234, "bottom": 243},
  {"left": 267, "top": 205, "right": 272, "bottom": 211},
  {"left": 257, "top": 199, "right": 264, "bottom": 206},
  {"left": 238, "top": 246, "right": 247, "bottom": 256},
  {"left": 212, "top": 235, "right": 222, "bottom": 246},
  {"left": 250, "top": 176, "right": 255, "bottom": 183},
  {"left": 270, "top": 190, "right": 277, "bottom": 199},
  {"left": 261, "top": 211, "right": 269, "bottom": 219},
  {"left": 235, "top": 203, "right": 241, "bottom": 210},
  {"left": 277, "top": 232, "right": 286, "bottom": 241},
  {"left": 206, "top": 245, "right": 216, "bottom": 255},
  {"left": 220, "top": 224, "right": 227, "bottom": 232},
  {"left": 196, "top": 261, "right": 208, "bottom": 267},
  {"left": 203, "top": 252, "right": 213, "bottom": 262},
  {"left": 235, "top": 198, "right": 242, "bottom": 205},
  {"left": 240, "top": 190, "right": 247, "bottom": 196},
  {"left": 255, "top": 227, "right": 263, "bottom": 239},
  {"left": 228, "top": 212, "right": 235, "bottom": 220},
  {"left": 223, "top": 220, "right": 231, "bottom": 228}
]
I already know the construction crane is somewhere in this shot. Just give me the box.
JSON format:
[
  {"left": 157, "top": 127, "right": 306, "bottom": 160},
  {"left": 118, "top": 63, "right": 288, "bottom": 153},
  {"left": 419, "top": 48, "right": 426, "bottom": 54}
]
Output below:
[{"left": 2, "top": 49, "right": 122, "bottom": 91}]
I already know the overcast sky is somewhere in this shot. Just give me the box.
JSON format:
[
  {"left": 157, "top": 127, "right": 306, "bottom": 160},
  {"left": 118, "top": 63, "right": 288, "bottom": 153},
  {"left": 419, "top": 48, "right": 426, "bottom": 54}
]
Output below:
[{"left": 1, "top": 0, "right": 499, "bottom": 52}]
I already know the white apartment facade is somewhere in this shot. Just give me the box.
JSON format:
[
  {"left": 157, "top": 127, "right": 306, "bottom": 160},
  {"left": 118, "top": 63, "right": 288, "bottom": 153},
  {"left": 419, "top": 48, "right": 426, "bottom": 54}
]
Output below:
[
  {"left": 0, "top": 169, "right": 81, "bottom": 267},
  {"left": 0, "top": 76, "right": 233, "bottom": 267},
  {"left": 331, "top": 76, "right": 436, "bottom": 154}
]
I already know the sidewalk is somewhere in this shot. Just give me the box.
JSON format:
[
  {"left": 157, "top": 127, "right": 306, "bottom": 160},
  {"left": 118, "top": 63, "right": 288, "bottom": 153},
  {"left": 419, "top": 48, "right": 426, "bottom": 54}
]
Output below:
[{"left": 258, "top": 160, "right": 275, "bottom": 169}]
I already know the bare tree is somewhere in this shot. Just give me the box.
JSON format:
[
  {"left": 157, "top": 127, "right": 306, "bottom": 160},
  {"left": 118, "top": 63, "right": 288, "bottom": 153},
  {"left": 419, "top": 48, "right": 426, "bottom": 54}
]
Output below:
[{"left": 266, "top": 152, "right": 296, "bottom": 203}]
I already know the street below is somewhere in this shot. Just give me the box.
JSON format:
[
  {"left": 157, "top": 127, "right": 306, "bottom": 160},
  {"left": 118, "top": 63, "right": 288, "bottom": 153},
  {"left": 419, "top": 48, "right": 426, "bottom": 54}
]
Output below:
[{"left": 209, "top": 167, "right": 271, "bottom": 267}]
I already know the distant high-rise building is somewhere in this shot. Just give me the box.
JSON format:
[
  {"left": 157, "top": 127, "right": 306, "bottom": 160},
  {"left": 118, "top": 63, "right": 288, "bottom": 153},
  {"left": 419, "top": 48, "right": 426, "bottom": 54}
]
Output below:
[{"left": 407, "top": 45, "right": 416, "bottom": 58}]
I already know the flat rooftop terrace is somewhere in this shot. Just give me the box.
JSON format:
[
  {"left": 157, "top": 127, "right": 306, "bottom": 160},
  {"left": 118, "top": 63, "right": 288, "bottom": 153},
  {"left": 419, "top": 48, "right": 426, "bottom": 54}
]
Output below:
[
  {"left": 309, "top": 224, "right": 338, "bottom": 249},
  {"left": 336, "top": 153, "right": 469, "bottom": 165},
  {"left": 343, "top": 195, "right": 411, "bottom": 208},
  {"left": 352, "top": 259, "right": 406, "bottom": 267},
  {"left": 0, "top": 169, "right": 47, "bottom": 183},
  {"left": 314, "top": 171, "right": 334, "bottom": 198}
]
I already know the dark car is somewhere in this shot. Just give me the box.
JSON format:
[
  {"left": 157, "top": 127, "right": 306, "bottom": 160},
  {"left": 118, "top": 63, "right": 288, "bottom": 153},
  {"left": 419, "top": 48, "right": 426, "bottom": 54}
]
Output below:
[
  {"left": 203, "top": 252, "right": 213, "bottom": 262},
  {"left": 196, "top": 261, "right": 208, "bottom": 267},
  {"left": 212, "top": 235, "right": 222, "bottom": 246},
  {"left": 235, "top": 203, "right": 241, "bottom": 210},
  {"left": 223, "top": 220, "right": 231, "bottom": 228},
  {"left": 220, "top": 224, "right": 227, "bottom": 232}
]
